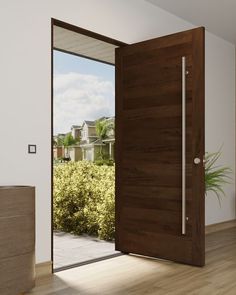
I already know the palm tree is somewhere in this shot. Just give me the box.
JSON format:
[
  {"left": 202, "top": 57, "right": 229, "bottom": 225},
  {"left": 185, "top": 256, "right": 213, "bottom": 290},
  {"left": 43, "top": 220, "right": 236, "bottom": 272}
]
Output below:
[
  {"left": 95, "top": 120, "right": 111, "bottom": 159},
  {"left": 62, "top": 133, "right": 80, "bottom": 159},
  {"left": 63, "top": 133, "right": 78, "bottom": 147},
  {"left": 95, "top": 120, "right": 109, "bottom": 140}
]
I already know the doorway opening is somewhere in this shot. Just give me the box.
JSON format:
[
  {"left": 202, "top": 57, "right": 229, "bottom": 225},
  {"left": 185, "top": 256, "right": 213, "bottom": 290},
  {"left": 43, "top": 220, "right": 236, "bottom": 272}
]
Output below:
[
  {"left": 52, "top": 20, "right": 205, "bottom": 271},
  {"left": 51, "top": 19, "right": 126, "bottom": 272}
]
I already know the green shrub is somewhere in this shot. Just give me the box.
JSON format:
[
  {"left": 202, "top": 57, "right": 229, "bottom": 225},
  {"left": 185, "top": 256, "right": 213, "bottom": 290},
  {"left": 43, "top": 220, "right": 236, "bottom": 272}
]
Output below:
[
  {"left": 94, "top": 159, "right": 114, "bottom": 166},
  {"left": 53, "top": 161, "right": 115, "bottom": 240},
  {"left": 97, "top": 186, "right": 115, "bottom": 240}
]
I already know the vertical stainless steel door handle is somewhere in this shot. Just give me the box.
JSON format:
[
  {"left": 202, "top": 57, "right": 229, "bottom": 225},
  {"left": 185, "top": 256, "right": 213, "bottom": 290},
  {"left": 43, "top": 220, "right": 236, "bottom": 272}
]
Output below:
[{"left": 182, "top": 56, "right": 186, "bottom": 235}]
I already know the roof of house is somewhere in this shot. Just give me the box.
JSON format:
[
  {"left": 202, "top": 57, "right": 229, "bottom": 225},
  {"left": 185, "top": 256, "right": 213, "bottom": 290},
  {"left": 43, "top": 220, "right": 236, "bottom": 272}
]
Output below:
[
  {"left": 84, "top": 120, "right": 95, "bottom": 127},
  {"left": 79, "top": 117, "right": 115, "bottom": 130},
  {"left": 95, "top": 116, "right": 108, "bottom": 122},
  {"left": 71, "top": 125, "right": 81, "bottom": 129}
]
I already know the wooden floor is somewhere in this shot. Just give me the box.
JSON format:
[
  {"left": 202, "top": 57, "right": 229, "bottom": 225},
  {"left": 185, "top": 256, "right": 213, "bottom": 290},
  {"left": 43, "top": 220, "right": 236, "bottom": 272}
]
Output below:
[{"left": 28, "top": 227, "right": 236, "bottom": 295}]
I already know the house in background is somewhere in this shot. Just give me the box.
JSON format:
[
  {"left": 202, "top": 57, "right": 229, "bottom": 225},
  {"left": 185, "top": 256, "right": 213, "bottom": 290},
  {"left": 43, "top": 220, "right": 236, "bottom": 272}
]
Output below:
[
  {"left": 53, "top": 129, "right": 82, "bottom": 161},
  {"left": 71, "top": 125, "right": 82, "bottom": 139},
  {"left": 53, "top": 133, "right": 66, "bottom": 160},
  {"left": 53, "top": 117, "right": 115, "bottom": 162},
  {"left": 102, "top": 117, "right": 115, "bottom": 160},
  {"left": 53, "top": 145, "right": 63, "bottom": 159},
  {"left": 67, "top": 145, "right": 82, "bottom": 161},
  {"left": 68, "top": 125, "right": 83, "bottom": 161},
  {"left": 80, "top": 118, "right": 115, "bottom": 161}
]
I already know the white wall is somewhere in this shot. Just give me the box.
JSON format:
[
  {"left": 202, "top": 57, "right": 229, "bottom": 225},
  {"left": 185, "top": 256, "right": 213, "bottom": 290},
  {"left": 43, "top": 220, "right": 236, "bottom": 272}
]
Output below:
[
  {"left": 205, "top": 33, "right": 235, "bottom": 224},
  {"left": 0, "top": 0, "right": 235, "bottom": 263}
]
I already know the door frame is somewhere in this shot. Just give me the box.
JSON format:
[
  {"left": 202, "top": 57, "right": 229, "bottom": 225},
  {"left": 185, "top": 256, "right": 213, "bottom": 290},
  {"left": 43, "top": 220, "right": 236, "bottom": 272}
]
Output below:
[
  {"left": 51, "top": 18, "right": 126, "bottom": 272},
  {"left": 51, "top": 20, "right": 205, "bottom": 272}
]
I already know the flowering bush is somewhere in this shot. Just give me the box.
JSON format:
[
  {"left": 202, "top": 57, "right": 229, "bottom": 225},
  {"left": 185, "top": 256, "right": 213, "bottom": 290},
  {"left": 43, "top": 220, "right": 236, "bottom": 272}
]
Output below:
[{"left": 53, "top": 161, "right": 115, "bottom": 240}]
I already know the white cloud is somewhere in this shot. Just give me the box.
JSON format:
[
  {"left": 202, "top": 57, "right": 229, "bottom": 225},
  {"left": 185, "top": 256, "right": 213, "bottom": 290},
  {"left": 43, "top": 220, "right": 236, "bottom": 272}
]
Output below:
[{"left": 53, "top": 72, "right": 114, "bottom": 134}]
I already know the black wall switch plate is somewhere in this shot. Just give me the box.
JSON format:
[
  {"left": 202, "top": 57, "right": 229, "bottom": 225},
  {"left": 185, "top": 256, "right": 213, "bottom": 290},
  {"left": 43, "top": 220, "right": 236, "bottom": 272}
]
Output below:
[{"left": 28, "top": 144, "right": 37, "bottom": 154}]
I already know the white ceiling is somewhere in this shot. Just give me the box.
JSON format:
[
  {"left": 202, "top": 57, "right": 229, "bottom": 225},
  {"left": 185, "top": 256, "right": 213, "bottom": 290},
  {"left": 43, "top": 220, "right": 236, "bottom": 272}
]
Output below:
[
  {"left": 146, "top": 0, "right": 236, "bottom": 44},
  {"left": 53, "top": 26, "right": 118, "bottom": 64}
]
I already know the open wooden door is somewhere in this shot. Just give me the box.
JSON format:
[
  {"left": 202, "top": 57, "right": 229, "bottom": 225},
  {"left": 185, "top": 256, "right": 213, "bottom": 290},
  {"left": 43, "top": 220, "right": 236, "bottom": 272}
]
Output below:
[{"left": 115, "top": 27, "right": 205, "bottom": 266}]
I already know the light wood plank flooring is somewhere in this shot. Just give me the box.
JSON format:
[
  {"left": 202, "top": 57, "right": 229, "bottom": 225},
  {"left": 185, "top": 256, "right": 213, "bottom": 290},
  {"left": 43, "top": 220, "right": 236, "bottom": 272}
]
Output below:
[{"left": 28, "top": 227, "right": 236, "bottom": 295}]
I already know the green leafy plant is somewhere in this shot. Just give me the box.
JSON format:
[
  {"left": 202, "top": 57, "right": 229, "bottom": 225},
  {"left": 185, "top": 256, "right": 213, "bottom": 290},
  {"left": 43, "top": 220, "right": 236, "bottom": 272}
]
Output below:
[
  {"left": 53, "top": 161, "right": 115, "bottom": 240},
  {"left": 205, "top": 150, "right": 232, "bottom": 205}
]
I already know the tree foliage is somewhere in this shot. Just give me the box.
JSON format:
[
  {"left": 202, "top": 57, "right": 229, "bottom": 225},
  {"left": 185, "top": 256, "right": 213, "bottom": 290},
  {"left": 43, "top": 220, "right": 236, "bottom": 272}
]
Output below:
[
  {"left": 56, "top": 133, "right": 79, "bottom": 147},
  {"left": 95, "top": 120, "right": 110, "bottom": 140},
  {"left": 63, "top": 133, "right": 79, "bottom": 147}
]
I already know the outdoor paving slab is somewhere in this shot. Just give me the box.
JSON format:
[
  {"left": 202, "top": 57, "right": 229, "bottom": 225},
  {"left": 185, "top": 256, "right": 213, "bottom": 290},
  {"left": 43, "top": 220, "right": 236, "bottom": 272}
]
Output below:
[{"left": 53, "top": 231, "right": 118, "bottom": 269}]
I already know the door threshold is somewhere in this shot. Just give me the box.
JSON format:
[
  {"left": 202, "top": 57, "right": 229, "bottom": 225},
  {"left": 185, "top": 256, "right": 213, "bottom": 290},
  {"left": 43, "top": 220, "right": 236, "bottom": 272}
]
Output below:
[{"left": 53, "top": 252, "right": 123, "bottom": 273}]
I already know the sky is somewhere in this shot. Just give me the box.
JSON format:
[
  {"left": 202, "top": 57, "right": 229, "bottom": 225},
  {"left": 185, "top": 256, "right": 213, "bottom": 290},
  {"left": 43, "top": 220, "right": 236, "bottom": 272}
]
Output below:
[{"left": 53, "top": 50, "right": 115, "bottom": 135}]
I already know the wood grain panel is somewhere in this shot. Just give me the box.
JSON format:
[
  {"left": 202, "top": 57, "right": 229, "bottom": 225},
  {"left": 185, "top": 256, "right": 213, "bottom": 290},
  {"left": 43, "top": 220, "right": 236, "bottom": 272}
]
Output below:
[
  {"left": 118, "top": 231, "right": 193, "bottom": 264},
  {"left": 0, "top": 252, "right": 35, "bottom": 295},
  {"left": 0, "top": 186, "right": 35, "bottom": 294},
  {"left": 121, "top": 184, "right": 193, "bottom": 201},
  {"left": 122, "top": 43, "right": 192, "bottom": 67},
  {"left": 0, "top": 215, "right": 35, "bottom": 259},
  {"left": 115, "top": 27, "right": 205, "bottom": 266},
  {"left": 121, "top": 207, "right": 193, "bottom": 236},
  {"left": 0, "top": 186, "right": 35, "bottom": 218},
  {"left": 123, "top": 91, "right": 191, "bottom": 110}
]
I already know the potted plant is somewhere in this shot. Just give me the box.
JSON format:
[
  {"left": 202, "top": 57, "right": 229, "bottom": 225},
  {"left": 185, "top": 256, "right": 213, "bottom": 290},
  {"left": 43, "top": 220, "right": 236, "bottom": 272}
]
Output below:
[{"left": 205, "top": 149, "right": 232, "bottom": 205}]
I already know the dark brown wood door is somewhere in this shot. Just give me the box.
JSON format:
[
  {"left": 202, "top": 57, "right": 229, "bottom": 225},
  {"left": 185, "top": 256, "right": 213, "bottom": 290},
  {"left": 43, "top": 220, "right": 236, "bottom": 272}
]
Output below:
[{"left": 115, "top": 27, "right": 205, "bottom": 266}]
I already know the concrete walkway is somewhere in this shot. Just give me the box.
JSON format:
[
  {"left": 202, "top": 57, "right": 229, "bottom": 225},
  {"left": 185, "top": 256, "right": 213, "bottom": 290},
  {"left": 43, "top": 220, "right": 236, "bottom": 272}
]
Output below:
[{"left": 53, "top": 231, "right": 118, "bottom": 269}]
